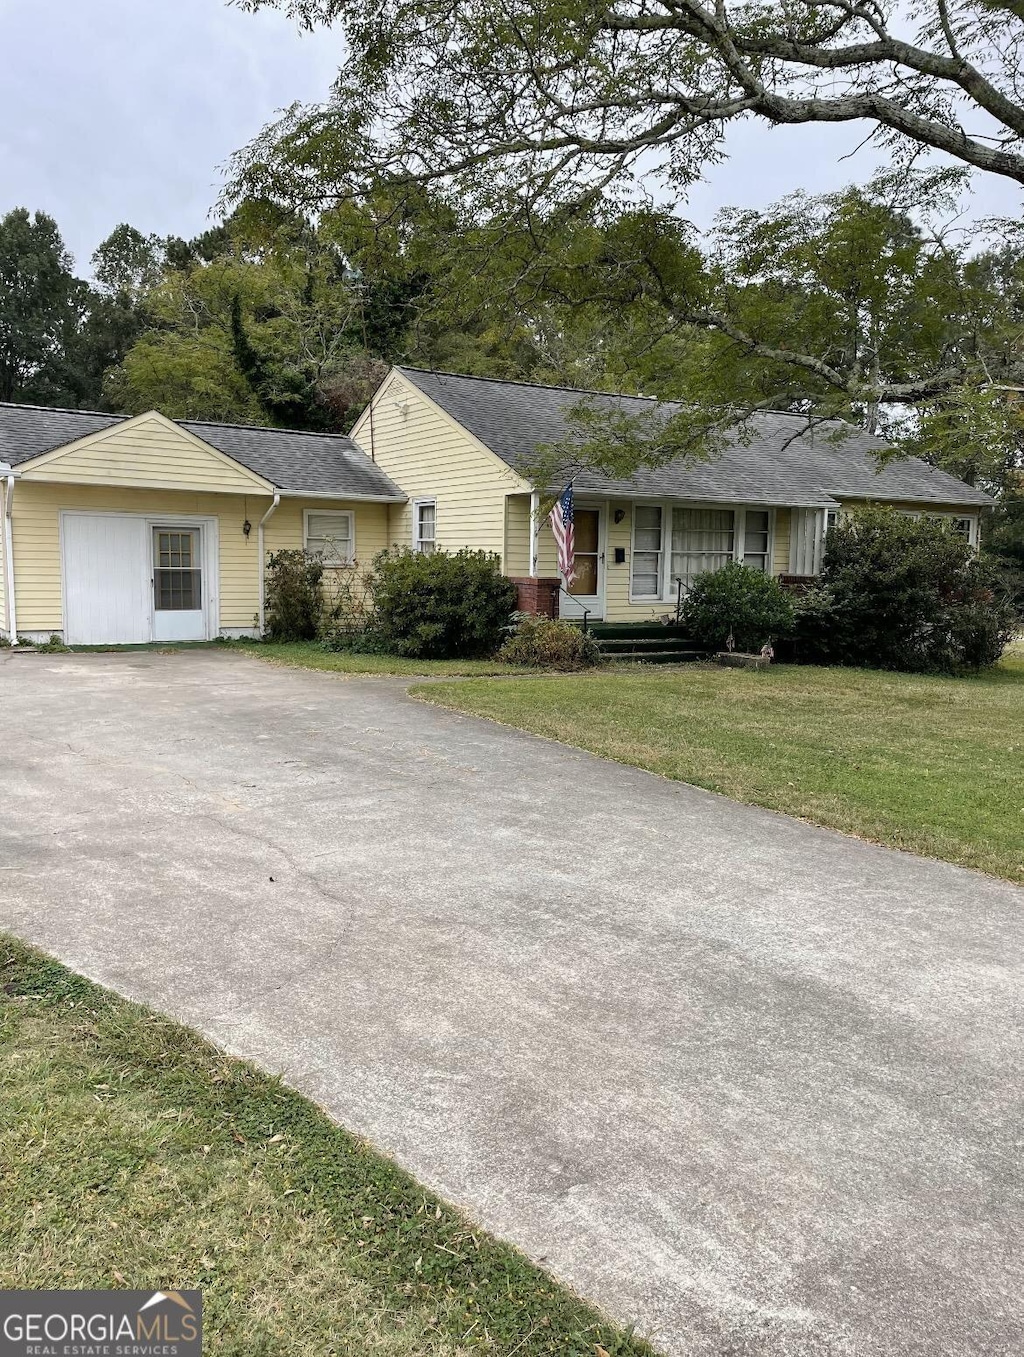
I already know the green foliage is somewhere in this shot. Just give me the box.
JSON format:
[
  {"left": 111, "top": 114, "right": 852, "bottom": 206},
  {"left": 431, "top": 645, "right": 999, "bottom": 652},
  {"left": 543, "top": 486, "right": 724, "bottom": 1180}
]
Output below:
[
  {"left": 37, "top": 633, "right": 70, "bottom": 653},
  {"left": 0, "top": 208, "right": 86, "bottom": 404},
  {"left": 986, "top": 492, "right": 1024, "bottom": 577},
  {"left": 367, "top": 548, "right": 518, "bottom": 658},
  {"left": 263, "top": 549, "right": 325, "bottom": 642},
  {"left": 900, "top": 385, "right": 1024, "bottom": 495},
  {"left": 108, "top": 204, "right": 423, "bottom": 428},
  {"left": 0, "top": 210, "right": 167, "bottom": 410},
  {"left": 498, "top": 615, "right": 603, "bottom": 670},
  {"left": 797, "top": 508, "right": 1017, "bottom": 674},
  {"left": 680, "top": 563, "right": 795, "bottom": 655}
]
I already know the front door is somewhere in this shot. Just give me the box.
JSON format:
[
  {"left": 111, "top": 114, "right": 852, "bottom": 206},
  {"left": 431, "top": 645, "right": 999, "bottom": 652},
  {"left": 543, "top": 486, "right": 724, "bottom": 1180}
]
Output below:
[
  {"left": 152, "top": 526, "right": 206, "bottom": 641},
  {"left": 560, "top": 506, "right": 604, "bottom": 620}
]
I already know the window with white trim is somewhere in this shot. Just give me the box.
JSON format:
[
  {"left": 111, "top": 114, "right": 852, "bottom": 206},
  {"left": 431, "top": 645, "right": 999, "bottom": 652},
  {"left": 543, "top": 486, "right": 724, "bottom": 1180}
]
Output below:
[
  {"left": 305, "top": 510, "right": 355, "bottom": 566},
  {"left": 414, "top": 500, "right": 436, "bottom": 554},
  {"left": 630, "top": 504, "right": 663, "bottom": 597},
  {"left": 899, "top": 509, "right": 977, "bottom": 545},
  {"left": 742, "top": 509, "right": 771, "bottom": 572},
  {"left": 671, "top": 507, "right": 735, "bottom": 591}
]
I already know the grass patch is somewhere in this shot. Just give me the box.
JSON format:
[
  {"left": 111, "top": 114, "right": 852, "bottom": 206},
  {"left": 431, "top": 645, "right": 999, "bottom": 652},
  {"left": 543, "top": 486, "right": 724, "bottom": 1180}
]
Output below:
[
  {"left": 415, "top": 652, "right": 1024, "bottom": 884},
  {"left": 235, "top": 640, "right": 523, "bottom": 678},
  {"left": 0, "top": 937, "right": 651, "bottom": 1357}
]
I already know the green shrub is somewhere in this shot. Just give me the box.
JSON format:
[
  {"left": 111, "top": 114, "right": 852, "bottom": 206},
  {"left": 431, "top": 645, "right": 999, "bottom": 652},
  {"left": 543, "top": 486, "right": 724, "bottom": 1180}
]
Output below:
[
  {"left": 264, "top": 549, "right": 324, "bottom": 642},
  {"left": 367, "top": 548, "right": 518, "bottom": 658},
  {"left": 38, "top": 633, "right": 70, "bottom": 653},
  {"left": 680, "top": 561, "right": 795, "bottom": 654},
  {"left": 498, "top": 615, "right": 603, "bottom": 670},
  {"left": 796, "top": 506, "right": 1017, "bottom": 673}
]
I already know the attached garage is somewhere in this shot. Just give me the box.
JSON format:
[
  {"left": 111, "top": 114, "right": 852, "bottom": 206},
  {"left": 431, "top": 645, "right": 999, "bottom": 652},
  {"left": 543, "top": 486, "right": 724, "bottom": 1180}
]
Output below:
[
  {"left": 0, "top": 406, "right": 406, "bottom": 645},
  {"left": 61, "top": 512, "right": 219, "bottom": 645}
]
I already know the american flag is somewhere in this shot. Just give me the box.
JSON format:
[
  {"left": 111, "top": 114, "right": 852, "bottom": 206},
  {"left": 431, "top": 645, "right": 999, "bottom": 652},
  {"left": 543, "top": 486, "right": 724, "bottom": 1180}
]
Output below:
[{"left": 549, "top": 484, "right": 575, "bottom": 584}]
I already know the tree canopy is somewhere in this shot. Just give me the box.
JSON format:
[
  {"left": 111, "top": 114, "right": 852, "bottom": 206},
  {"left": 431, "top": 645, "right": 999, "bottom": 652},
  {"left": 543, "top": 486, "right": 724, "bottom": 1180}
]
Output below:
[
  {"left": 221, "top": 0, "right": 1024, "bottom": 472},
  {"left": 231, "top": 0, "right": 1024, "bottom": 209}
]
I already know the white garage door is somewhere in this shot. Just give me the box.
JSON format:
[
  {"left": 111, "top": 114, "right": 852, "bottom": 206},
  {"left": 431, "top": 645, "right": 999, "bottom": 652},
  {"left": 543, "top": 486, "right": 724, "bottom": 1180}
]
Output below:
[{"left": 62, "top": 514, "right": 152, "bottom": 645}]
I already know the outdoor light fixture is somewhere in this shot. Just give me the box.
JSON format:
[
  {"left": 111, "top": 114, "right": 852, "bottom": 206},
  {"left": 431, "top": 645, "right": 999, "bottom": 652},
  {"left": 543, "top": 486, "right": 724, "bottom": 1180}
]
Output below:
[
  {"left": 243, "top": 519, "right": 252, "bottom": 538},
  {"left": 614, "top": 508, "right": 626, "bottom": 524}
]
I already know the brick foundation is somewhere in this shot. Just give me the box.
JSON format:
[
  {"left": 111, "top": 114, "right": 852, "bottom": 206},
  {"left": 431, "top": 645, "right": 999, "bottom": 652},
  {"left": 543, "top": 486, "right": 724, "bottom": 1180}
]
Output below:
[{"left": 510, "top": 576, "right": 561, "bottom": 618}]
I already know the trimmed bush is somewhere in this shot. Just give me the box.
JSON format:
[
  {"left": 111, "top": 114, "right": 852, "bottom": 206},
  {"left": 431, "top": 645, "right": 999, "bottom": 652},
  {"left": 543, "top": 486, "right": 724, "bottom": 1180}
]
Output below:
[
  {"left": 367, "top": 548, "right": 518, "bottom": 658},
  {"left": 264, "top": 549, "right": 324, "bottom": 642},
  {"left": 796, "top": 506, "right": 1017, "bottom": 673},
  {"left": 498, "top": 615, "right": 603, "bottom": 670},
  {"left": 680, "top": 561, "right": 795, "bottom": 654}
]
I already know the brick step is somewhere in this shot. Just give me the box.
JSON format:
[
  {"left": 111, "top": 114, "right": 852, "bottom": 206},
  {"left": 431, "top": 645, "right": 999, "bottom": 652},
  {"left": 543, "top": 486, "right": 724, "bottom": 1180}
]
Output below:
[
  {"left": 606, "top": 649, "right": 705, "bottom": 664},
  {"left": 596, "top": 635, "right": 695, "bottom": 652},
  {"left": 587, "top": 623, "right": 688, "bottom": 640}
]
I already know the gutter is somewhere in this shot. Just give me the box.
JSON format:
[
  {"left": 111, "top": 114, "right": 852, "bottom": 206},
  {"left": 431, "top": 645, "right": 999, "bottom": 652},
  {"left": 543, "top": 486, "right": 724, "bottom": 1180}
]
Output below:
[
  {"left": 276, "top": 489, "right": 406, "bottom": 503},
  {"left": 256, "top": 492, "right": 280, "bottom": 636},
  {"left": 1, "top": 463, "right": 15, "bottom": 639}
]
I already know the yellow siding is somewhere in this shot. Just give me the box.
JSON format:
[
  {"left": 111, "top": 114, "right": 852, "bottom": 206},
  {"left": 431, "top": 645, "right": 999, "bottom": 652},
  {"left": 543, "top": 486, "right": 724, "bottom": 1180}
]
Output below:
[
  {"left": 504, "top": 494, "right": 532, "bottom": 576},
  {"left": 773, "top": 508, "right": 791, "bottom": 575},
  {"left": 19, "top": 413, "right": 269, "bottom": 494},
  {"left": 9, "top": 482, "right": 387, "bottom": 635},
  {"left": 0, "top": 494, "right": 7, "bottom": 634},
  {"left": 351, "top": 373, "right": 528, "bottom": 563}
]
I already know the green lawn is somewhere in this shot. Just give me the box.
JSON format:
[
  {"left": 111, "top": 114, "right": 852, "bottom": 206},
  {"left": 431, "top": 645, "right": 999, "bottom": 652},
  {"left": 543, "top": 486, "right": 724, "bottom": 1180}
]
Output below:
[
  {"left": 415, "top": 652, "right": 1024, "bottom": 884},
  {"left": 235, "top": 639, "right": 525, "bottom": 678},
  {"left": 0, "top": 938, "right": 650, "bottom": 1357}
]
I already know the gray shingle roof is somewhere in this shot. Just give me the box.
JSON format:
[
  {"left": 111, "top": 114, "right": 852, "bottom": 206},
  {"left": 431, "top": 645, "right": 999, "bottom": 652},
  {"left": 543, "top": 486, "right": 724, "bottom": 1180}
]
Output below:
[
  {"left": 398, "top": 368, "right": 993, "bottom": 508},
  {"left": 0, "top": 402, "right": 405, "bottom": 500},
  {"left": 178, "top": 419, "right": 405, "bottom": 498}
]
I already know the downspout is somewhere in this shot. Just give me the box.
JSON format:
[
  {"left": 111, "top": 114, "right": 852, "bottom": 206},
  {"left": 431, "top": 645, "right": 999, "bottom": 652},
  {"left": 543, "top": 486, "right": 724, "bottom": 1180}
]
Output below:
[
  {"left": 529, "top": 489, "right": 539, "bottom": 576},
  {"left": 257, "top": 491, "right": 280, "bottom": 636},
  {"left": 0, "top": 464, "right": 15, "bottom": 640}
]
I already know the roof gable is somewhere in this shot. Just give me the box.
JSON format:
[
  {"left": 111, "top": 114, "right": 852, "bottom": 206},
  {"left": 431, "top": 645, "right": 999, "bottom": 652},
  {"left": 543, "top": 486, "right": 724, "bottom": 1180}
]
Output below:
[
  {"left": 351, "top": 369, "right": 533, "bottom": 492},
  {"left": 396, "top": 368, "right": 993, "bottom": 509},
  {"left": 17, "top": 411, "right": 273, "bottom": 493}
]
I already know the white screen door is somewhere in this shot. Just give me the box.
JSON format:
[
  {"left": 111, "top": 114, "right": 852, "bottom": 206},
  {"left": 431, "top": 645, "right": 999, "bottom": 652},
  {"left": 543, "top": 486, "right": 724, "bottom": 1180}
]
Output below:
[{"left": 152, "top": 527, "right": 206, "bottom": 641}]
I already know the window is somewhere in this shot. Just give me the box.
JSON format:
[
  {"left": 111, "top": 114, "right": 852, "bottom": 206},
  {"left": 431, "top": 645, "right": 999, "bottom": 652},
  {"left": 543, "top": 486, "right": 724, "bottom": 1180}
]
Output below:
[
  {"left": 903, "top": 510, "right": 976, "bottom": 545},
  {"left": 742, "top": 509, "right": 771, "bottom": 572},
  {"left": 631, "top": 505, "right": 663, "bottom": 597},
  {"left": 153, "top": 529, "right": 201, "bottom": 611},
  {"left": 414, "top": 500, "right": 436, "bottom": 554},
  {"left": 670, "top": 507, "right": 735, "bottom": 592},
  {"left": 305, "top": 511, "right": 355, "bottom": 566}
]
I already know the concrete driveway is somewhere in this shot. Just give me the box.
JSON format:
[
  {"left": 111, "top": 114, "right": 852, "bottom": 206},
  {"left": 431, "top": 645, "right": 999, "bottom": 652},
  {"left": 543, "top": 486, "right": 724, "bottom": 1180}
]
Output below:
[{"left": 1, "top": 650, "right": 1021, "bottom": 1355}]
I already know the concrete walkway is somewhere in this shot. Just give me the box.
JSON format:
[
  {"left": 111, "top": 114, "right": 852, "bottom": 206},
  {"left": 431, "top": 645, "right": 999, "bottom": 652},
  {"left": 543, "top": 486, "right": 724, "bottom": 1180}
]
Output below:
[{"left": 1, "top": 650, "right": 1021, "bottom": 1355}]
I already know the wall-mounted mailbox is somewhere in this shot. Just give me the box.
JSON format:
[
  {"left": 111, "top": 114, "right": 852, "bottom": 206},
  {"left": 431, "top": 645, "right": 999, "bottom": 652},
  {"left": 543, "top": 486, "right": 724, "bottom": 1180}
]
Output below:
[{"left": 613, "top": 547, "right": 626, "bottom": 564}]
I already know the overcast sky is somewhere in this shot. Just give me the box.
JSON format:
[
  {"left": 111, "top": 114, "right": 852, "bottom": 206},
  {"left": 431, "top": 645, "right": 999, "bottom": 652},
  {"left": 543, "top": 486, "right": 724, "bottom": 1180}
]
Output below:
[{"left": 1, "top": 0, "right": 1020, "bottom": 275}]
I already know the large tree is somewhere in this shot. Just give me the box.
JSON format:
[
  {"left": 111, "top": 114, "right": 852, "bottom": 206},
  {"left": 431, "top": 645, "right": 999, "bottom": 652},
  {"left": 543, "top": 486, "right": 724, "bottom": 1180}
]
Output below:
[
  {"left": 227, "top": 2, "right": 1024, "bottom": 463},
  {"left": 232, "top": 1, "right": 1024, "bottom": 200},
  {"left": 0, "top": 208, "right": 86, "bottom": 404},
  {"left": 108, "top": 208, "right": 425, "bottom": 427}
]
